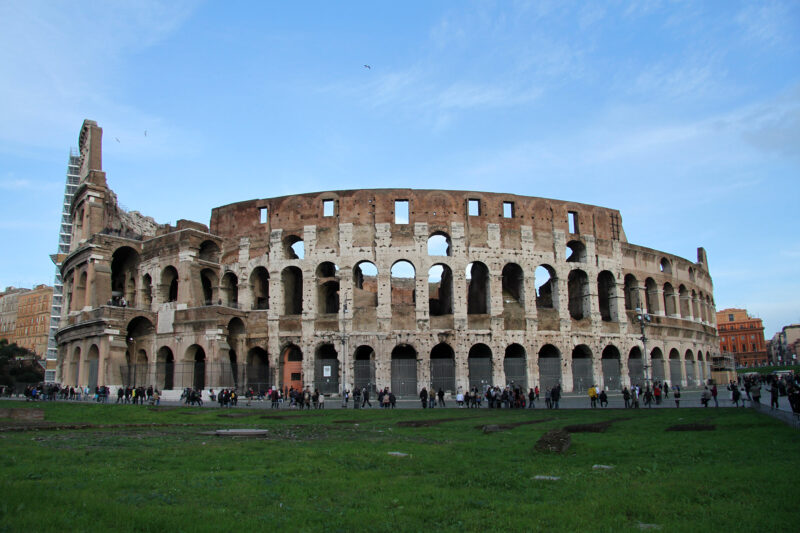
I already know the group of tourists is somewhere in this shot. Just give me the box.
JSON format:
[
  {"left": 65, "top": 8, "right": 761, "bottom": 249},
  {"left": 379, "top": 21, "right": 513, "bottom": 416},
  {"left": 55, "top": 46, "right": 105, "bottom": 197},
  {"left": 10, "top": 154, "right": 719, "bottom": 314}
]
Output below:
[
  {"left": 118, "top": 385, "right": 160, "bottom": 405},
  {"left": 619, "top": 382, "right": 681, "bottom": 408}
]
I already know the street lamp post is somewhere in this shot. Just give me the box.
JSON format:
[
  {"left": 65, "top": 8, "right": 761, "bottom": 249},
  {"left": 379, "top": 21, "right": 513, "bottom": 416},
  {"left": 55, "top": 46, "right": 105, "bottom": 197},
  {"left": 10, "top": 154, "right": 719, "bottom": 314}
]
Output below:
[{"left": 635, "top": 307, "right": 651, "bottom": 388}]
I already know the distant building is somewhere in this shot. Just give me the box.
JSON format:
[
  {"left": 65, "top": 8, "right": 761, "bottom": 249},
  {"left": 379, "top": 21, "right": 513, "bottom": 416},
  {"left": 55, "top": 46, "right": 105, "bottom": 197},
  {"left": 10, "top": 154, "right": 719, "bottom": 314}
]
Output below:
[
  {"left": 0, "top": 287, "right": 27, "bottom": 343},
  {"left": 13, "top": 285, "right": 53, "bottom": 357},
  {"left": 716, "top": 308, "right": 767, "bottom": 368},
  {"left": 768, "top": 324, "right": 800, "bottom": 365}
]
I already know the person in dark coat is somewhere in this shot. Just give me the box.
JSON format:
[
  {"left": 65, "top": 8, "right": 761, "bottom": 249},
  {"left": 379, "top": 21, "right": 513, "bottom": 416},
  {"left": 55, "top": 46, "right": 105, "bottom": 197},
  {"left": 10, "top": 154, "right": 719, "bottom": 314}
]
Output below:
[{"left": 420, "top": 387, "right": 428, "bottom": 408}]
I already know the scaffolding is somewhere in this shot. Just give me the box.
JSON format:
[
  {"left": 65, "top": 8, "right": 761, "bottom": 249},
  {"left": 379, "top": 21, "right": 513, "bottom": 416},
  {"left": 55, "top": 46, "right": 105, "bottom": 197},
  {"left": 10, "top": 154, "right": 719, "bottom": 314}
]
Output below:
[{"left": 46, "top": 149, "right": 80, "bottom": 382}]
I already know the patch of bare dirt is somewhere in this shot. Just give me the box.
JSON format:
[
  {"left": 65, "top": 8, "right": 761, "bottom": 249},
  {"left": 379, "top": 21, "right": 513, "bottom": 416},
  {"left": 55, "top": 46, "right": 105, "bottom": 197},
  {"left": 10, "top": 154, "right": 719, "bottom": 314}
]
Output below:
[
  {"left": 474, "top": 419, "right": 554, "bottom": 431},
  {"left": 396, "top": 416, "right": 481, "bottom": 428},
  {"left": 563, "top": 421, "right": 613, "bottom": 433},
  {"left": 535, "top": 429, "right": 572, "bottom": 453},
  {"left": 217, "top": 412, "right": 257, "bottom": 418}
]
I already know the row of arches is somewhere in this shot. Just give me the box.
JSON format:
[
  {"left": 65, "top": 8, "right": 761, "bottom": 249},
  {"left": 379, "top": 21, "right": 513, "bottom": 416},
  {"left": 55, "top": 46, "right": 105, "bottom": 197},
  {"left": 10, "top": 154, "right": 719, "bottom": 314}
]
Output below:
[{"left": 623, "top": 274, "right": 715, "bottom": 323}]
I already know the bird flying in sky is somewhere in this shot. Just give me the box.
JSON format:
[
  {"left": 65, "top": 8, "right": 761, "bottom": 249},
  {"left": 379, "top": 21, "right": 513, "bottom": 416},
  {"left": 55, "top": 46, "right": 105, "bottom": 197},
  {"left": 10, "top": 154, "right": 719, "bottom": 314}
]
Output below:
[{"left": 363, "top": 64, "right": 371, "bottom": 69}]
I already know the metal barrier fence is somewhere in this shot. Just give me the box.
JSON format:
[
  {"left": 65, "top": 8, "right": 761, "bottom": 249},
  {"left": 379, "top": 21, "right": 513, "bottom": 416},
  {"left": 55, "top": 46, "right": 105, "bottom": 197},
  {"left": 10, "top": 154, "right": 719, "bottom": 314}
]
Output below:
[{"left": 120, "top": 362, "right": 273, "bottom": 392}]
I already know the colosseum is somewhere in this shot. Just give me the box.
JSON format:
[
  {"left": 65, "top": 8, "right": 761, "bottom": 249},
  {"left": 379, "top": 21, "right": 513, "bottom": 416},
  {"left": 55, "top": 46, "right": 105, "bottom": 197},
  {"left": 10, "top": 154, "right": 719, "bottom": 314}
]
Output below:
[{"left": 56, "top": 120, "right": 719, "bottom": 398}]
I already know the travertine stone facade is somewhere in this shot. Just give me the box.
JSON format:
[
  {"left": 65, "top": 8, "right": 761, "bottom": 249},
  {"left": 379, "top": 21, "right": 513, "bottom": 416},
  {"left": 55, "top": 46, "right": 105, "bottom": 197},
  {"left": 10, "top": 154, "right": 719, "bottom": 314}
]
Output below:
[{"left": 56, "top": 120, "right": 718, "bottom": 395}]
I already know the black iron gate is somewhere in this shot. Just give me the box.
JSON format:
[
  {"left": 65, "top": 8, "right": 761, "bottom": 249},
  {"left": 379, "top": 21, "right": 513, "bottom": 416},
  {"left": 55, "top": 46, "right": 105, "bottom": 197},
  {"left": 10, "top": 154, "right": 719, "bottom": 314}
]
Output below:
[
  {"left": 538, "top": 357, "right": 561, "bottom": 391},
  {"left": 651, "top": 359, "right": 665, "bottom": 382},
  {"left": 391, "top": 358, "right": 417, "bottom": 397},
  {"left": 685, "top": 361, "right": 695, "bottom": 386},
  {"left": 504, "top": 357, "right": 527, "bottom": 390},
  {"left": 572, "top": 358, "right": 593, "bottom": 392},
  {"left": 669, "top": 360, "right": 683, "bottom": 386},
  {"left": 628, "top": 358, "right": 644, "bottom": 386},
  {"left": 315, "top": 358, "right": 339, "bottom": 395},
  {"left": 430, "top": 358, "right": 455, "bottom": 393},
  {"left": 87, "top": 359, "right": 99, "bottom": 391},
  {"left": 354, "top": 360, "right": 375, "bottom": 393},
  {"left": 601, "top": 358, "right": 621, "bottom": 391},
  {"left": 468, "top": 357, "right": 492, "bottom": 390}
]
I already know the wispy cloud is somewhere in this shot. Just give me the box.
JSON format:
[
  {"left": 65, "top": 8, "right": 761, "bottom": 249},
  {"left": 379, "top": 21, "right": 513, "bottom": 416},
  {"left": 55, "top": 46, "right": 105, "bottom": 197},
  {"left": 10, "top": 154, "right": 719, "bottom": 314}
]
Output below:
[{"left": 736, "top": 1, "right": 798, "bottom": 48}]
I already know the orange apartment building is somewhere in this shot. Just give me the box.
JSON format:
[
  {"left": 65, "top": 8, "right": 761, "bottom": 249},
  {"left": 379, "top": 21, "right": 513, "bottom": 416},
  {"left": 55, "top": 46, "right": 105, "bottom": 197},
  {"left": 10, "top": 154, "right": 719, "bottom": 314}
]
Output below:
[
  {"left": 716, "top": 308, "right": 767, "bottom": 368},
  {"left": 13, "top": 284, "right": 53, "bottom": 357}
]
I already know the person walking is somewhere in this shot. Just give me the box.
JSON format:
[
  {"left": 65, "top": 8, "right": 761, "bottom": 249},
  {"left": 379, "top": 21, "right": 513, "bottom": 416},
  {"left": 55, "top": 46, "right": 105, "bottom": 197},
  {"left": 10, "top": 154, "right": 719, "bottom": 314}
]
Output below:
[
  {"left": 751, "top": 382, "right": 762, "bottom": 405},
  {"left": 420, "top": 387, "right": 428, "bottom": 409},
  {"left": 437, "top": 388, "right": 446, "bottom": 408},
  {"left": 711, "top": 384, "right": 718, "bottom": 407},
  {"left": 361, "top": 387, "right": 371, "bottom": 408},
  {"left": 622, "top": 387, "right": 631, "bottom": 408},
  {"left": 588, "top": 385, "right": 598, "bottom": 408},
  {"left": 770, "top": 381, "right": 780, "bottom": 410},
  {"left": 673, "top": 385, "right": 681, "bottom": 408},
  {"left": 551, "top": 384, "right": 561, "bottom": 409}
]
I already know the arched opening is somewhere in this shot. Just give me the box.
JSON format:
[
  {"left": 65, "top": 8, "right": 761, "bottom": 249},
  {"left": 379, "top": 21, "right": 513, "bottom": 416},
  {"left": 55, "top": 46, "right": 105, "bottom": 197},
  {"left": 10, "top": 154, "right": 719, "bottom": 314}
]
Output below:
[
  {"left": 281, "top": 344, "right": 303, "bottom": 392},
  {"left": 502, "top": 263, "right": 524, "bottom": 330},
  {"left": 250, "top": 267, "right": 269, "bottom": 310},
  {"left": 537, "top": 344, "right": 561, "bottom": 391},
  {"left": 679, "top": 284, "right": 690, "bottom": 319},
  {"left": 688, "top": 266, "right": 696, "bottom": 281},
  {"left": 314, "top": 343, "right": 339, "bottom": 395},
  {"left": 354, "top": 345, "right": 376, "bottom": 393},
  {"left": 86, "top": 344, "right": 100, "bottom": 391},
  {"left": 160, "top": 266, "right": 179, "bottom": 303},
  {"left": 283, "top": 235, "right": 304, "bottom": 260},
  {"left": 568, "top": 269, "right": 590, "bottom": 320},
  {"left": 198, "top": 240, "right": 220, "bottom": 263},
  {"left": 623, "top": 274, "right": 639, "bottom": 311},
  {"left": 467, "top": 343, "right": 492, "bottom": 391},
  {"left": 628, "top": 346, "right": 644, "bottom": 386},
  {"left": 659, "top": 257, "right": 672, "bottom": 274},
  {"left": 74, "top": 271, "right": 87, "bottom": 311},
  {"left": 282, "top": 266, "right": 303, "bottom": 315},
  {"left": 125, "top": 317, "right": 154, "bottom": 387},
  {"left": 69, "top": 346, "right": 81, "bottom": 386},
  {"left": 431, "top": 343, "right": 456, "bottom": 393},
  {"left": 200, "top": 268, "right": 217, "bottom": 306},
  {"left": 156, "top": 346, "right": 175, "bottom": 390},
  {"left": 691, "top": 290, "right": 700, "bottom": 321},
  {"left": 504, "top": 344, "right": 527, "bottom": 390},
  {"left": 597, "top": 270, "right": 616, "bottom": 321},
  {"left": 571, "top": 345, "right": 593, "bottom": 392},
  {"left": 535, "top": 265, "right": 557, "bottom": 309},
  {"left": 651, "top": 347, "right": 665, "bottom": 382},
  {"left": 427, "top": 232, "right": 451, "bottom": 257},
  {"left": 316, "top": 262, "right": 340, "bottom": 315},
  {"left": 684, "top": 349, "right": 695, "bottom": 386},
  {"left": 645, "top": 277, "right": 659, "bottom": 315},
  {"left": 353, "top": 261, "right": 378, "bottom": 308},
  {"left": 601, "top": 345, "right": 621, "bottom": 390},
  {"left": 111, "top": 246, "right": 140, "bottom": 306},
  {"left": 566, "top": 240, "right": 587, "bottom": 263},
  {"left": 391, "top": 344, "right": 417, "bottom": 396},
  {"left": 663, "top": 283, "right": 676, "bottom": 316},
  {"left": 184, "top": 345, "right": 206, "bottom": 391},
  {"left": 225, "top": 317, "right": 245, "bottom": 389},
  {"left": 220, "top": 272, "right": 239, "bottom": 308},
  {"left": 466, "top": 262, "right": 490, "bottom": 315},
  {"left": 428, "top": 264, "right": 453, "bottom": 316},
  {"left": 391, "top": 261, "right": 416, "bottom": 329},
  {"left": 668, "top": 348, "right": 682, "bottom": 385},
  {"left": 141, "top": 274, "right": 152, "bottom": 308},
  {"left": 246, "top": 347, "right": 269, "bottom": 393}
]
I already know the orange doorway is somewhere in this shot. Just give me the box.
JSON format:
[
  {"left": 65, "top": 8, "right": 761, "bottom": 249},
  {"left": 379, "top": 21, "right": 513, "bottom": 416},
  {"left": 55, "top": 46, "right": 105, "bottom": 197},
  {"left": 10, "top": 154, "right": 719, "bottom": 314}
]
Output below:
[{"left": 282, "top": 345, "right": 303, "bottom": 392}]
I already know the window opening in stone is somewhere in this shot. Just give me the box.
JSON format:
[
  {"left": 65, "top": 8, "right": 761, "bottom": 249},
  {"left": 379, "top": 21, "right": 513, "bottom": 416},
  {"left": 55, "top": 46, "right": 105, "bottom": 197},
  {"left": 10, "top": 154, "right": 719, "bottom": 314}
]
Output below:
[
  {"left": 567, "top": 269, "right": 590, "bottom": 320},
  {"left": 663, "top": 282, "right": 676, "bottom": 316},
  {"left": 468, "top": 199, "right": 480, "bottom": 216},
  {"left": 645, "top": 277, "right": 659, "bottom": 315},
  {"left": 259, "top": 207, "right": 268, "bottom": 224},
  {"left": 394, "top": 200, "right": 409, "bottom": 224},
  {"left": 503, "top": 201, "right": 514, "bottom": 218},
  {"left": 428, "top": 264, "right": 453, "bottom": 316},
  {"left": 282, "top": 266, "right": 303, "bottom": 315},
  {"left": 250, "top": 267, "right": 269, "bottom": 310},
  {"left": 199, "top": 240, "right": 220, "bottom": 263},
  {"left": 141, "top": 274, "right": 152, "bottom": 308},
  {"left": 597, "top": 270, "right": 616, "bottom": 322},
  {"left": 535, "top": 265, "right": 556, "bottom": 309},
  {"left": 284, "top": 235, "right": 304, "bottom": 260},
  {"left": 160, "top": 266, "right": 179, "bottom": 303},
  {"left": 566, "top": 240, "right": 586, "bottom": 263},
  {"left": 391, "top": 260, "right": 416, "bottom": 306},
  {"left": 201, "top": 268, "right": 217, "bottom": 305},
  {"left": 221, "top": 272, "right": 239, "bottom": 308},
  {"left": 466, "top": 262, "right": 489, "bottom": 315},
  {"left": 111, "top": 246, "right": 140, "bottom": 307},
  {"left": 316, "top": 262, "right": 340, "bottom": 314},
  {"left": 679, "top": 284, "right": 690, "bottom": 318},
  {"left": 568, "top": 211, "right": 579, "bottom": 234},
  {"left": 623, "top": 274, "right": 638, "bottom": 311},
  {"left": 687, "top": 266, "right": 695, "bottom": 282},
  {"left": 353, "top": 261, "right": 378, "bottom": 309},
  {"left": 427, "top": 232, "right": 451, "bottom": 256},
  {"left": 659, "top": 257, "right": 672, "bottom": 274},
  {"left": 323, "top": 199, "right": 334, "bottom": 217}
]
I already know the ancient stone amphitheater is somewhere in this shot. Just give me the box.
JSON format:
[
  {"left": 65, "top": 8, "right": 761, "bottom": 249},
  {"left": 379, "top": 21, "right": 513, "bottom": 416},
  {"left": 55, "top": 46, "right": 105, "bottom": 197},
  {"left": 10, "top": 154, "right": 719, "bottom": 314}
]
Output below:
[{"left": 56, "top": 121, "right": 718, "bottom": 397}]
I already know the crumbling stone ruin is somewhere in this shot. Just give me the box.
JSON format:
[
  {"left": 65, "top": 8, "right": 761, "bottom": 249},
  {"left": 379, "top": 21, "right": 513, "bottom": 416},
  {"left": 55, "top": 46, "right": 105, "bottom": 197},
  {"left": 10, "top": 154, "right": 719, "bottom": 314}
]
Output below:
[{"left": 56, "top": 120, "right": 718, "bottom": 396}]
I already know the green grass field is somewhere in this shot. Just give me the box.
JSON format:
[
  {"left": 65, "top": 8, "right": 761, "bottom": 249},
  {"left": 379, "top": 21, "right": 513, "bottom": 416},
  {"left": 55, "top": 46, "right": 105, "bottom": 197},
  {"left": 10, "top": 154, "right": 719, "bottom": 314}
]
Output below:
[{"left": 1, "top": 401, "right": 797, "bottom": 532}]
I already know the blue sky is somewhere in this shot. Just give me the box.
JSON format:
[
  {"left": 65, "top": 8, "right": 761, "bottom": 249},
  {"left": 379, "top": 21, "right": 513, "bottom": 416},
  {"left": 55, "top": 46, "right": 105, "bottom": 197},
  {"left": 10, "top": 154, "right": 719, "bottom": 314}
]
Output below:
[{"left": 1, "top": 1, "right": 798, "bottom": 337}]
